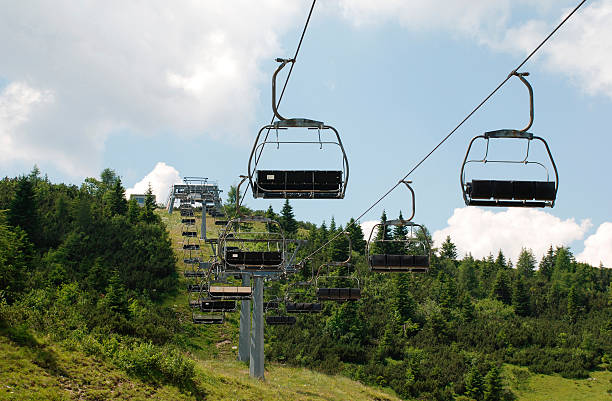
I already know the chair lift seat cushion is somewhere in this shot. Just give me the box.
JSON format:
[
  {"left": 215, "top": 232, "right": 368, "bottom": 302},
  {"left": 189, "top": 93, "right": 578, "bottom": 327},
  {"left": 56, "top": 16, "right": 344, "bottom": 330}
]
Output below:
[
  {"left": 285, "top": 302, "right": 322, "bottom": 313},
  {"left": 266, "top": 316, "right": 296, "bottom": 325},
  {"left": 200, "top": 300, "right": 236, "bottom": 311},
  {"left": 256, "top": 170, "right": 342, "bottom": 192},
  {"left": 469, "top": 180, "right": 556, "bottom": 201},
  {"left": 225, "top": 250, "right": 282, "bottom": 266},
  {"left": 369, "top": 254, "right": 430, "bottom": 270},
  {"left": 317, "top": 287, "right": 361, "bottom": 300}
]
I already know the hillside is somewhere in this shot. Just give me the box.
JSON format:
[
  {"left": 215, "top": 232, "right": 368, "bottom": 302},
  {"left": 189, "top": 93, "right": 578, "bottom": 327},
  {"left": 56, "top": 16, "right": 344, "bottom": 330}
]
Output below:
[
  {"left": 2, "top": 170, "right": 612, "bottom": 401},
  {"left": 0, "top": 329, "right": 401, "bottom": 401}
]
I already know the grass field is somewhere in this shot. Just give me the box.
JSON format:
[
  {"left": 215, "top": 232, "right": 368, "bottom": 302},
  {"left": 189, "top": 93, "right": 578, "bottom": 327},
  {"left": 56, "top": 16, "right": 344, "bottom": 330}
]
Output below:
[
  {"left": 504, "top": 364, "right": 612, "bottom": 401},
  {"left": 0, "top": 333, "right": 401, "bottom": 401}
]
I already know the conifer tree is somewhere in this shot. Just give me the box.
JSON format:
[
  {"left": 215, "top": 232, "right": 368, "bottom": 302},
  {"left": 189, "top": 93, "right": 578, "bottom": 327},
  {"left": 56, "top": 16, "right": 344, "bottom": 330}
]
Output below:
[
  {"left": 280, "top": 199, "right": 297, "bottom": 237},
  {"left": 495, "top": 250, "right": 507, "bottom": 270},
  {"left": 392, "top": 211, "right": 408, "bottom": 255},
  {"left": 265, "top": 205, "right": 278, "bottom": 233},
  {"left": 108, "top": 178, "right": 128, "bottom": 216},
  {"left": 516, "top": 248, "right": 536, "bottom": 279},
  {"left": 372, "top": 210, "right": 391, "bottom": 254},
  {"left": 459, "top": 255, "right": 479, "bottom": 296},
  {"left": 483, "top": 366, "right": 503, "bottom": 401},
  {"left": 127, "top": 197, "right": 140, "bottom": 223},
  {"left": 393, "top": 273, "right": 415, "bottom": 322},
  {"left": 8, "top": 176, "right": 38, "bottom": 242},
  {"left": 491, "top": 270, "right": 512, "bottom": 305},
  {"left": 140, "top": 184, "right": 157, "bottom": 223},
  {"left": 464, "top": 364, "right": 484, "bottom": 400},
  {"left": 512, "top": 277, "right": 530, "bottom": 316},
  {"left": 102, "top": 269, "right": 129, "bottom": 316},
  {"left": 539, "top": 246, "right": 554, "bottom": 280},
  {"left": 345, "top": 218, "right": 366, "bottom": 254},
  {"left": 440, "top": 236, "right": 457, "bottom": 260},
  {"left": 567, "top": 284, "right": 579, "bottom": 323}
]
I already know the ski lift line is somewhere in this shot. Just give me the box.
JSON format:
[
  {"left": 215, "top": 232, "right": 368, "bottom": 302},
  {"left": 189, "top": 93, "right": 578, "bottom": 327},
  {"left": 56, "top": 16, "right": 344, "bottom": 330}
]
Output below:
[
  {"left": 254, "top": 0, "right": 318, "bottom": 167},
  {"left": 297, "top": 0, "right": 588, "bottom": 265}
]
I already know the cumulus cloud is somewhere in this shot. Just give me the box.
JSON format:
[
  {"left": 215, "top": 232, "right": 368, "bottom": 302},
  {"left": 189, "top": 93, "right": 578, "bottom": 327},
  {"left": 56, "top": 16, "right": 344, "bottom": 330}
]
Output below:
[
  {"left": 497, "top": 1, "right": 612, "bottom": 99},
  {"left": 433, "top": 207, "right": 591, "bottom": 263},
  {"left": 360, "top": 220, "right": 379, "bottom": 242},
  {"left": 0, "top": 82, "right": 57, "bottom": 165},
  {"left": 126, "top": 162, "right": 182, "bottom": 206},
  {"left": 0, "top": 1, "right": 303, "bottom": 175},
  {"left": 577, "top": 222, "right": 612, "bottom": 268}
]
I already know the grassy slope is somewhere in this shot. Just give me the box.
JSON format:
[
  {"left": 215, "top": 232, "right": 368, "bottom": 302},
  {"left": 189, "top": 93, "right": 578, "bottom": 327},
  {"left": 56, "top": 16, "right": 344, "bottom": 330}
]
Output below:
[
  {"left": 504, "top": 365, "right": 612, "bottom": 401},
  {"left": 0, "top": 334, "right": 400, "bottom": 401}
]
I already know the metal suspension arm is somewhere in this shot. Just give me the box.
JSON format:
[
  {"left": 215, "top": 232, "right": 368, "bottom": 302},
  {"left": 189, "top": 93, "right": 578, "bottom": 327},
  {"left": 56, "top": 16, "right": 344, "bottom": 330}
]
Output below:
[
  {"left": 511, "top": 71, "right": 534, "bottom": 132},
  {"left": 272, "top": 58, "right": 294, "bottom": 121}
]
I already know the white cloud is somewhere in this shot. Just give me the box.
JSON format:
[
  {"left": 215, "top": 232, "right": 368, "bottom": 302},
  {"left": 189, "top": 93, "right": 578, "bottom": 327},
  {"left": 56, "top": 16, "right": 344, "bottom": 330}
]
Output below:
[
  {"left": 338, "top": 0, "right": 612, "bottom": 101},
  {"left": 126, "top": 162, "right": 182, "bottom": 205},
  {"left": 433, "top": 207, "right": 591, "bottom": 263},
  {"left": 0, "top": 82, "right": 57, "bottom": 165},
  {"left": 500, "top": 1, "right": 612, "bottom": 99},
  {"left": 577, "top": 222, "right": 612, "bottom": 267},
  {"left": 360, "top": 220, "right": 379, "bottom": 242},
  {"left": 336, "top": 0, "right": 513, "bottom": 34},
  {"left": 0, "top": 1, "right": 304, "bottom": 175}
]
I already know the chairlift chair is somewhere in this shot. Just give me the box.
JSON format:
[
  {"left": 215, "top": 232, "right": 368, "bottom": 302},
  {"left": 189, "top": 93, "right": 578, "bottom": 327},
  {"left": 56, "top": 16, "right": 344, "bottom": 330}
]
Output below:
[
  {"left": 218, "top": 176, "right": 286, "bottom": 272},
  {"left": 367, "top": 181, "right": 430, "bottom": 273},
  {"left": 285, "top": 281, "right": 322, "bottom": 313},
  {"left": 461, "top": 72, "right": 558, "bottom": 208},
  {"left": 314, "top": 232, "right": 361, "bottom": 301},
  {"left": 248, "top": 58, "right": 349, "bottom": 200}
]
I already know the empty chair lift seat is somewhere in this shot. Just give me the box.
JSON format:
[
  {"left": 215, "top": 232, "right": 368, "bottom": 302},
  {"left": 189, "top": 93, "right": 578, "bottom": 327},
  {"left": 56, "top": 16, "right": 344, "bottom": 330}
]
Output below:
[
  {"left": 208, "top": 286, "right": 252, "bottom": 298},
  {"left": 183, "top": 244, "right": 200, "bottom": 250},
  {"left": 182, "top": 218, "right": 196, "bottom": 225},
  {"left": 266, "top": 316, "right": 297, "bottom": 325},
  {"left": 369, "top": 254, "right": 429, "bottom": 273},
  {"left": 264, "top": 301, "right": 280, "bottom": 310},
  {"left": 182, "top": 231, "right": 197, "bottom": 237},
  {"left": 183, "top": 257, "right": 202, "bottom": 264},
  {"left": 317, "top": 287, "right": 361, "bottom": 301},
  {"left": 193, "top": 315, "right": 223, "bottom": 324},
  {"left": 225, "top": 251, "right": 282, "bottom": 267},
  {"left": 255, "top": 170, "right": 343, "bottom": 199},
  {"left": 467, "top": 180, "right": 555, "bottom": 207},
  {"left": 187, "top": 284, "right": 205, "bottom": 292},
  {"left": 180, "top": 210, "right": 194, "bottom": 217},
  {"left": 285, "top": 302, "right": 322, "bottom": 313},
  {"left": 200, "top": 300, "right": 236, "bottom": 311}
]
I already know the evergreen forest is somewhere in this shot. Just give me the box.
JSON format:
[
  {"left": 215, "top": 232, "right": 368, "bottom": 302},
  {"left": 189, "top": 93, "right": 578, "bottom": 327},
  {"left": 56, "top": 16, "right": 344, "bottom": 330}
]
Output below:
[{"left": 1, "top": 168, "right": 612, "bottom": 401}]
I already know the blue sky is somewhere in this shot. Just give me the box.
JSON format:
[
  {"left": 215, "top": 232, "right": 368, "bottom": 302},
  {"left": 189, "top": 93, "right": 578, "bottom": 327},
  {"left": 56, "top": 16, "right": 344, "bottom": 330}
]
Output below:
[{"left": 1, "top": 1, "right": 611, "bottom": 265}]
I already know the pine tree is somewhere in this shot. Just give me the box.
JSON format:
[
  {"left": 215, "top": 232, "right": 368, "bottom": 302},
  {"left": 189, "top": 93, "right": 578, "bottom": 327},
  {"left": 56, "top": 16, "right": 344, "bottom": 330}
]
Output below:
[
  {"left": 554, "top": 247, "right": 573, "bottom": 273},
  {"left": 483, "top": 366, "right": 503, "bottom": 401},
  {"left": 101, "top": 269, "right": 129, "bottom": 316},
  {"left": 516, "top": 248, "right": 536, "bottom": 279},
  {"left": 567, "top": 284, "right": 579, "bottom": 323},
  {"left": 345, "top": 218, "right": 366, "bottom": 254},
  {"left": 393, "top": 273, "right": 415, "bottom": 322},
  {"left": 140, "top": 184, "right": 157, "bottom": 223},
  {"left": 464, "top": 364, "right": 484, "bottom": 400},
  {"left": 392, "top": 211, "right": 408, "bottom": 254},
  {"left": 539, "top": 246, "right": 554, "bottom": 280},
  {"left": 108, "top": 178, "right": 128, "bottom": 216},
  {"left": 280, "top": 199, "right": 297, "bottom": 237},
  {"left": 8, "top": 176, "right": 38, "bottom": 242},
  {"left": 512, "top": 277, "right": 530, "bottom": 317},
  {"left": 440, "top": 236, "right": 457, "bottom": 260},
  {"left": 495, "top": 250, "right": 507, "bottom": 270},
  {"left": 372, "top": 210, "right": 391, "bottom": 254},
  {"left": 127, "top": 197, "right": 140, "bottom": 223},
  {"left": 491, "top": 270, "right": 512, "bottom": 305},
  {"left": 459, "top": 256, "right": 479, "bottom": 297}
]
